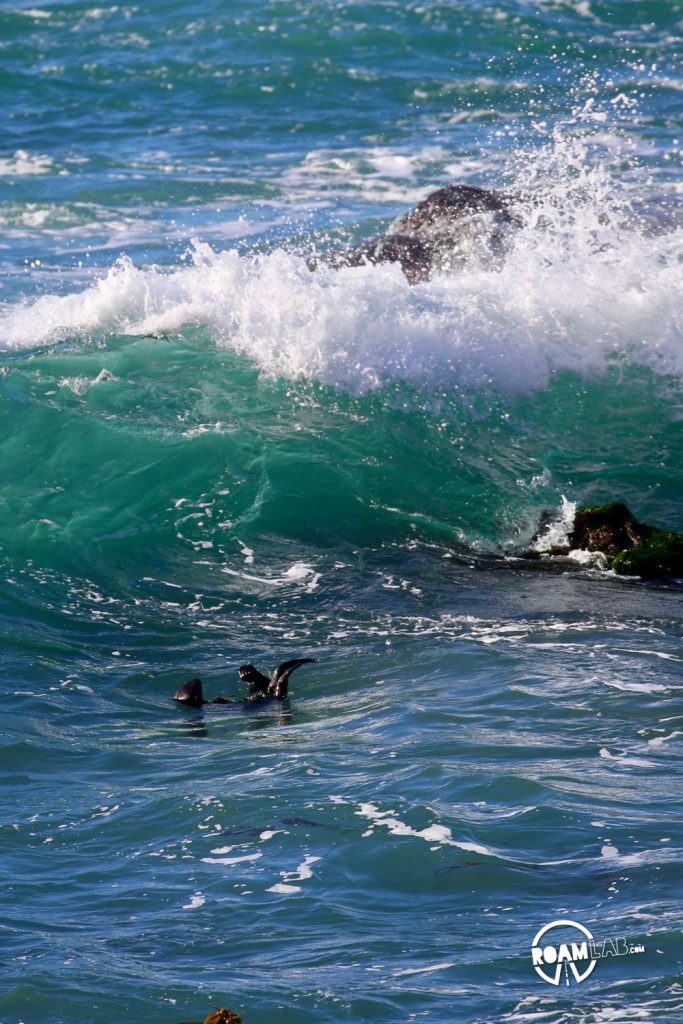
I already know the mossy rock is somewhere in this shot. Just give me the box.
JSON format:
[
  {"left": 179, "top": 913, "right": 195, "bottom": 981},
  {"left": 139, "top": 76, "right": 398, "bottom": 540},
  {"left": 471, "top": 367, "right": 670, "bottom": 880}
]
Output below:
[
  {"left": 567, "top": 502, "right": 683, "bottom": 579},
  {"left": 569, "top": 502, "right": 653, "bottom": 554},
  {"left": 612, "top": 531, "right": 683, "bottom": 579}
]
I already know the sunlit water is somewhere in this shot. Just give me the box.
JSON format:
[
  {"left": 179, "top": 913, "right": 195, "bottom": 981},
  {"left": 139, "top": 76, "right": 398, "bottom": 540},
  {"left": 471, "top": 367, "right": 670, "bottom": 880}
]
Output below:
[{"left": 0, "top": 1, "right": 681, "bottom": 1022}]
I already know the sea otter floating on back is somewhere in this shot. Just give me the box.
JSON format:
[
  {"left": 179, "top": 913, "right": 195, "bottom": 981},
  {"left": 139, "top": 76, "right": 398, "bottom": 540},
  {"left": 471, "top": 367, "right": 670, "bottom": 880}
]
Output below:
[{"left": 173, "top": 658, "right": 316, "bottom": 707}]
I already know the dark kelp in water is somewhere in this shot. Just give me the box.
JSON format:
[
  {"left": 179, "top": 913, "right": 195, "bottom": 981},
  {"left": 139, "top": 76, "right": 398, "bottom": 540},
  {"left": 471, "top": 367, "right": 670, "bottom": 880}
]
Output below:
[{"left": 179, "top": 1009, "right": 243, "bottom": 1024}]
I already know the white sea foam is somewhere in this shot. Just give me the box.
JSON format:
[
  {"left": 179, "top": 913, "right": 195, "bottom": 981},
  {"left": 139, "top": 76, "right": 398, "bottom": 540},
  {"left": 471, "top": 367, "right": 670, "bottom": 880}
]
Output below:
[
  {"left": 531, "top": 496, "right": 576, "bottom": 553},
  {"left": 596, "top": 844, "right": 681, "bottom": 868},
  {"left": 278, "top": 143, "right": 461, "bottom": 203},
  {"left": 266, "top": 854, "right": 321, "bottom": 894},
  {"left": 1, "top": 223, "right": 679, "bottom": 396},
  {"left": 601, "top": 679, "right": 670, "bottom": 694},
  {"left": 201, "top": 852, "right": 263, "bottom": 865},
  {"left": 357, "top": 802, "right": 497, "bottom": 857},
  {"left": 0, "top": 202, "right": 146, "bottom": 242},
  {"left": 599, "top": 747, "right": 656, "bottom": 768},
  {"left": 0, "top": 150, "right": 56, "bottom": 176},
  {"left": 182, "top": 892, "right": 206, "bottom": 909},
  {"left": 566, "top": 548, "right": 610, "bottom": 568},
  {"left": 647, "top": 730, "right": 682, "bottom": 748},
  {"left": 221, "top": 559, "right": 320, "bottom": 591}
]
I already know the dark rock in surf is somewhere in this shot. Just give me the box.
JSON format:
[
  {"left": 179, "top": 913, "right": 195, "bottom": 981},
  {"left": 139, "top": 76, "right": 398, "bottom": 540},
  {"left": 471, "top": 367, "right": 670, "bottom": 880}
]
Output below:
[
  {"left": 313, "top": 183, "right": 521, "bottom": 282},
  {"left": 530, "top": 501, "right": 683, "bottom": 579},
  {"left": 612, "top": 532, "right": 683, "bottom": 578},
  {"left": 572, "top": 502, "right": 683, "bottom": 579},
  {"left": 321, "top": 233, "right": 434, "bottom": 283},
  {"left": 569, "top": 502, "right": 651, "bottom": 555},
  {"left": 390, "top": 183, "right": 518, "bottom": 245}
]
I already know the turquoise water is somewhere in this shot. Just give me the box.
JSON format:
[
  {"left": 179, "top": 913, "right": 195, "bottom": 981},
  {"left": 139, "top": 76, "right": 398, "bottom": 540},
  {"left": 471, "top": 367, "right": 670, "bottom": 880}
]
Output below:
[{"left": 1, "top": 2, "right": 682, "bottom": 1022}]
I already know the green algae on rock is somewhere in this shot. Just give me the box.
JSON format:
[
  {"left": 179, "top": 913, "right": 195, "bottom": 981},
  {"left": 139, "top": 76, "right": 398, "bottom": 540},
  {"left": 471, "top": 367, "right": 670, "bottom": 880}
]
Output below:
[
  {"left": 570, "top": 502, "right": 683, "bottom": 579},
  {"left": 612, "top": 532, "right": 683, "bottom": 579}
]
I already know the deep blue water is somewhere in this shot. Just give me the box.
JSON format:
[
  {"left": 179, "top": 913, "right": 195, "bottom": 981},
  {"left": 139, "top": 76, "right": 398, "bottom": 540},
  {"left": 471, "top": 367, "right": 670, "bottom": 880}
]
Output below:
[{"left": 0, "top": 2, "right": 682, "bottom": 1022}]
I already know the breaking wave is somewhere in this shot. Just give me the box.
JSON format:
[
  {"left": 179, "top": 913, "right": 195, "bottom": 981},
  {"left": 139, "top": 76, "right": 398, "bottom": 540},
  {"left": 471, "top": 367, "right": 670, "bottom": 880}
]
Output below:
[{"left": 1, "top": 128, "right": 681, "bottom": 398}]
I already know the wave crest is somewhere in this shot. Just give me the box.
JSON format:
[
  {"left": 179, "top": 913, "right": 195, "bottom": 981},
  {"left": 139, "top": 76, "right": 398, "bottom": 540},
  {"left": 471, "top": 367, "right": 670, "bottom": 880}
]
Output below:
[{"left": 1, "top": 176, "right": 681, "bottom": 396}]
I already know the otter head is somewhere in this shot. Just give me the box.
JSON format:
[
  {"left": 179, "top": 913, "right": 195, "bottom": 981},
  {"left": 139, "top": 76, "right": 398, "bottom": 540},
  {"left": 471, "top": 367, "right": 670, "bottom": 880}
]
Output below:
[{"left": 174, "top": 677, "right": 206, "bottom": 708}]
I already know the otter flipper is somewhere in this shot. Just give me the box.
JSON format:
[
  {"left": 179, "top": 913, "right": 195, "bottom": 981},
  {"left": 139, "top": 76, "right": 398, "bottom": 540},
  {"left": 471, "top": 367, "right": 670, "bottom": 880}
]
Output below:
[
  {"left": 270, "top": 658, "right": 316, "bottom": 699},
  {"left": 174, "top": 678, "right": 207, "bottom": 708}
]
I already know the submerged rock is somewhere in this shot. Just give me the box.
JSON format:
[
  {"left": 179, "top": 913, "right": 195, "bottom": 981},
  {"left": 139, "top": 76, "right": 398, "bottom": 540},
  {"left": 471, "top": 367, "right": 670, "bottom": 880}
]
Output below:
[{"left": 314, "top": 183, "right": 521, "bottom": 282}]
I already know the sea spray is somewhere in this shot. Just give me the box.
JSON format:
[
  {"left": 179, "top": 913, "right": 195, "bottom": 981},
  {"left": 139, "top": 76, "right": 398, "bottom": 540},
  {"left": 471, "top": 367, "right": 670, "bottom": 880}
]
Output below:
[{"left": 1, "top": 179, "right": 681, "bottom": 395}]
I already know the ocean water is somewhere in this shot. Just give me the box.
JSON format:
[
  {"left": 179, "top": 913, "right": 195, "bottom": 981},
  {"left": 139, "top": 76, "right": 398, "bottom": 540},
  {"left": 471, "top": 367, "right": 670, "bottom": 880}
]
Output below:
[{"left": 1, "top": 1, "right": 682, "bottom": 1022}]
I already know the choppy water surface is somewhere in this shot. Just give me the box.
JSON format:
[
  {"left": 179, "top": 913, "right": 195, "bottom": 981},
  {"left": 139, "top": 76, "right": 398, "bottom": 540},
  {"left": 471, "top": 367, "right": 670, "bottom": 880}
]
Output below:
[{"left": 0, "top": 1, "right": 682, "bottom": 1022}]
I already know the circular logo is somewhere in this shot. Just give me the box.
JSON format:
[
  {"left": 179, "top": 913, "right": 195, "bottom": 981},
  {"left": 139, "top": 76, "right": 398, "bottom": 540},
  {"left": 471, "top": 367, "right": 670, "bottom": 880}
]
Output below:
[{"left": 531, "top": 919, "right": 597, "bottom": 986}]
